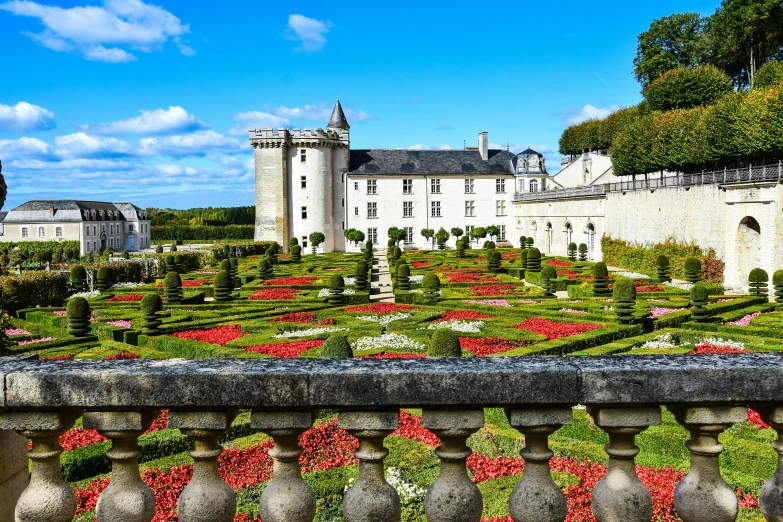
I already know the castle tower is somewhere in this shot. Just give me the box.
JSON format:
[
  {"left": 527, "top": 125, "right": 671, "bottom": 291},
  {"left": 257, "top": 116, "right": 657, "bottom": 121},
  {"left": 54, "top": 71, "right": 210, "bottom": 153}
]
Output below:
[{"left": 250, "top": 100, "right": 349, "bottom": 252}]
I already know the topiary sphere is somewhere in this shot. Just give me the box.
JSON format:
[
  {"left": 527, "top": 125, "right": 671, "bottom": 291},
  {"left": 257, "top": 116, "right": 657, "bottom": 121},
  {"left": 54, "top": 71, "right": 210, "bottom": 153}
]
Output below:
[
  {"left": 97, "top": 266, "right": 111, "bottom": 280},
  {"left": 70, "top": 265, "right": 86, "bottom": 280},
  {"left": 220, "top": 259, "right": 231, "bottom": 272},
  {"left": 428, "top": 329, "right": 462, "bottom": 357},
  {"left": 520, "top": 250, "right": 528, "bottom": 260},
  {"left": 164, "top": 272, "right": 182, "bottom": 288},
  {"left": 289, "top": 237, "right": 299, "bottom": 247},
  {"left": 526, "top": 237, "right": 534, "bottom": 246},
  {"left": 612, "top": 278, "right": 636, "bottom": 301},
  {"left": 593, "top": 262, "right": 609, "bottom": 278},
  {"left": 328, "top": 274, "right": 345, "bottom": 289},
  {"left": 155, "top": 244, "right": 163, "bottom": 254},
  {"left": 140, "top": 293, "right": 163, "bottom": 314},
  {"left": 422, "top": 272, "right": 440, "bottom": 289},
  {"left": 398, "top": 263, "right": 410, "bottom": 277},
  {"left": 656, "top": 255, "right": 670, "bottom": 268},
  {"left": 321, "top": 335, "right": 353, "bottom": 358},
  {"left": 774, "top": 270, "right": 783, "bottom": 287},
  {"left": 690, "top": 283, "right": 708, "bottom": 303},
  {"left": 174, "top": 254, "right": 183, "bottom": 264},
  {"left": 527, "top": 248, "right": 541, "bottom": 259},
  {"left": 568, "top": 242, "right": 577, "bottom": 251},
  {"left": 265, "top": 247, "right": 276, "bottom": 257},
  {"left": 685, "top": 257, "right": 701, "bottom": 272},
  {"left": 215, "top": 270, "right": 231, "bottom": 287},
  {"left": 749, "top": 268, "right": 769, "bottom": 283},
  {"left": 541, "top": 266, "right": 556, "bottom": 280},
  {"left": 67, "top": 296, "right": 91, "bottom": 318},
  {"left": 355, "top": 261, "right": 368, "bottom": 276}
]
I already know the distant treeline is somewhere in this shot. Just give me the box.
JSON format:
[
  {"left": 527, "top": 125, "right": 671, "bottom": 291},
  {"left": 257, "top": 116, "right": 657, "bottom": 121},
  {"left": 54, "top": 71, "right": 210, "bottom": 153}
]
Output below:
[
  {"left": 150, "top": 225, "right": 254, "bottom": 241},
  {"left": 147, "top": 206, "right": 255, "bottom": 227}
]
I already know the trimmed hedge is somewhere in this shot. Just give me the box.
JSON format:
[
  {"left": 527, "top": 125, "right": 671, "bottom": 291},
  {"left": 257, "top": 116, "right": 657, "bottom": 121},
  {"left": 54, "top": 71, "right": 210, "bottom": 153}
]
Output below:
[
  {"left": 428, "top": 329, "right": 461, "bottom": 357},
  {"left": 321, "top": 336, "right": 353, "bottom": 358},
  {"left": 642, "top": 65, "right": 733, "bottom": 112}
]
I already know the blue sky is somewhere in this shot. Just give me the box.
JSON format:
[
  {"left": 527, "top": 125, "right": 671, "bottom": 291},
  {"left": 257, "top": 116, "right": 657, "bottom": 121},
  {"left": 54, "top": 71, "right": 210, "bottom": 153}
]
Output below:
[{"left": 0, "top": 0, "right": 721, "bottom": 209}]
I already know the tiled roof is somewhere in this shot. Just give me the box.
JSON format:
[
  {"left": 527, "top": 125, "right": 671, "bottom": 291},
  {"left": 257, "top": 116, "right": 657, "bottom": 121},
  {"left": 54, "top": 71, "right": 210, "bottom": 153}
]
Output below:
[
  {"left": 348, "top": 149, "right": 514, "bottom": 176},
  {"left": 3, "top": 200, "right": 146, "bottom": 223}
]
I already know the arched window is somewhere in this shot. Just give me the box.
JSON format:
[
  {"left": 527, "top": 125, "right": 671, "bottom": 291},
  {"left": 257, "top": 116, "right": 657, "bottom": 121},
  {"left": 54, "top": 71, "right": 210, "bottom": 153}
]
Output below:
[
  {"left": 529, "top": 180, "right": 538, "bottom": 193},
  {"left": 546, "top": 222, "right": 553, "bottom": 253},
  {"left": 564, "top": 222, "right": 573, "bottom": 249},
  {"left": 586, "top": 222, "right": 596, "bottom": 260}
]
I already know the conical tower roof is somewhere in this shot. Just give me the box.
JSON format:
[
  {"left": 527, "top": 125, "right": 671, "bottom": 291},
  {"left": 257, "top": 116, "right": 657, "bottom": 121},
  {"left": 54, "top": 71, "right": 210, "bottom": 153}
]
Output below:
[{"left": 327, "top": 99, "right": 350, "bottom": 130}]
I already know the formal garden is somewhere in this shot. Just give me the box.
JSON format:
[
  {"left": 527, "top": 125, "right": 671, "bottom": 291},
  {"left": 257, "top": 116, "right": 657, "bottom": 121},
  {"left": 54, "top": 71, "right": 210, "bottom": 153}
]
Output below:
[{"left": 0, "top": 235, "right": 781, "bottom": 522}]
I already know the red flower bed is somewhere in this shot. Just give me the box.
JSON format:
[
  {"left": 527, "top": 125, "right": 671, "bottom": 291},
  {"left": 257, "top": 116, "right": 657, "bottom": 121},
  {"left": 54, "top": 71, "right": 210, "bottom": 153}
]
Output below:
[
  {"left": 344, "top": 303, "right": 421, "bottom": 314},
  {"left": 270, "top": 312, "right": 334, "bottom": 325},
  {"left": 748, "top": 409, "right": 769, "bottom": 429},
  {"left": 108, "top": 294, "right": 145, "bottom": 302},
  {"left": 105, "top": 351, "right": 139, "bottom": 360},
  {"left": 243, "top": 339, "right": 325, "bottom": 358},
  {"left": 444, "top": 273, "right": 501, "bottom": 283},
  {"left": 262, "top": 277, "right": 319, "bottom": 286},
  {"left": 512, "top": 318, "right": 603, "bottom": 340},
  {"left": 547, "top": 259, "right": 572, "bottom": 267},
  {"left": 470, "top": 284, "right": 516, "bottom": 297},
  {"left": 393, "top": 410, "right": 439, "bottom": 446},
  {"left": 170, "top": 324, "right": 245, "bottom": 346},
  {"left": 40, "top": 354, "right": 73, "bottom": 361},
  {"left": 248, "top": 288, "right": 301, "bottom": 301},
  {"left": 689, "top": 343, "right": 749, "bottom": 354},
  {"left": 459, "top": 337, "right": 530, "bottom": 356},
  {"left": 412, "top": 261, "right": 433, "bottom": 268},
  {"left": 359, "top": 352, "right": 428, "bottom": 359},
  {"left": 60, "top": 410, "right": 169, "bottom": 451},
  {"left": 182, "top": 280, "right": 210, "bottom": 287},
  {"left": 434, "top": 310, "right": 495, "bottom": 322},
  {"left": 607, "top": 280, "right": 664, "bottom": 292}
]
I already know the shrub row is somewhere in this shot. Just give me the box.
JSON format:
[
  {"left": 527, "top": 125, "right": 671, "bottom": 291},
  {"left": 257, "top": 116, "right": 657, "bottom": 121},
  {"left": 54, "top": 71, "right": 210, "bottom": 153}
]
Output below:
[
  {"left": 1, "top": 272, "right": 69, "bottom": 313},
  {"left": 151, "top": 225, "right": 254, "bottom": 241}
]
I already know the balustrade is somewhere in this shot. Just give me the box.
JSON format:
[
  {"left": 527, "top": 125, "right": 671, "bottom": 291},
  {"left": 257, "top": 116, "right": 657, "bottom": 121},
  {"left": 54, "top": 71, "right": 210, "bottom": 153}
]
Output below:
[{"left": 0, "top": 355, "right": 782, "bottom": 521}]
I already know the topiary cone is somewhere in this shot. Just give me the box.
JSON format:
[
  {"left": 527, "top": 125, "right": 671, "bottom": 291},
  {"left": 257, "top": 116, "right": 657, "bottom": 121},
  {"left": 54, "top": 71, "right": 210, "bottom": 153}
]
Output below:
[
  {"left": 428, "top": 329, "right": 461, "bottom": 357},
  {"left": 396, "top": 262, "right": 411, "bottom": 290},
  {"left": 229, "top": 258, "right": 239, "bottom": 278},
  {"left": 164, "top": 272, "right": 183, "bottom": 304},
  {"left": 487, "top": 251, "right": 501, "bottom": 273},
  {"left": 690, "top": 284, "right": 709, "bottom": 322},
  {"left": 684, "top": 257, "right": 702, "bottom": 284},
  {"left": 213, "top": 270, "right": 233, "bottom": 302},
  {"left": 291, "top": 245, "right": 302, "bottom": 263},
  {"left": 355, "top": 261, "right": 369, "bottom": 291},
  {"left": 520, "top": 249, "right": 528, "bottom": 270},
  {"left": 774, "top": 270, "right": 783, "bottom": 305},
  {"left": 257, "top": 258, "right": 269, "bottom": 281},
  {"left": 567, "top": 242, "right": 577, "bottom": 261},
  {"left": 327, "top": 274, "right": 345, "bottom": 305},
  {"left": 174, "top": 254, "right": 184, "bottom": 274},
  {"left": 70, "top": 265, "right": 88, "bottom": 293},
  {"left": 67, "top": 297, "right": 91, "bottom": 337},
  {"left": 592, "top": 262, "right": 611, "bottom": 296},
  {"left": 526, "top": 248, "right": 541, "bottom": 272},
  {"left": 748, "top": 268, "right": 769, "bottom": 297},
  {"left": 140, "top": 293, "right": 163, "bottom": 335},
  {"left": 612, "top": 278, "right": 636, "bottom": 324},
  {"left": 578, "top": 243, "right": 588, "bottom": 261},
  {"left": 321, "top": 335, "right": 353, "bottom": 358},
  {"left": 656, "top": 255, "right": 671, "bottom": 282},
  {"left": 541, "top": 266, "right": 557, "bottom": 296},
  {"left": 422, "top": 273, "right": 440, "bottom": 304},
  {"left": 96, "top": 266, "right": 112, "bottom": 292}
]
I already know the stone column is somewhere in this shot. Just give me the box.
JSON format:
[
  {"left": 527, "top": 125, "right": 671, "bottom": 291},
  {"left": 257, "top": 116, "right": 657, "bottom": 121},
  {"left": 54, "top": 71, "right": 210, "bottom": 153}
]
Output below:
[
  {"left": 507, "top": 408, "right": 572, "bottom": 522},
  {"left": 0, "top": 429, "right": 29, "bottom": 521},
  {"left": 252, "top": 410, "right": 315, "bottom": 522},
  {"left": 589, "top": 406, "right": 661, "bottom": 522},
  {"left": 168, "top": 410, "right": 238, "bottom": 522},
  {"left": 423, "top": 409, "right": 484, "bottom": 522},
  {"left": 671, "top": 405, "right": 747, "bottom": 522},
  {"left": 339, "top": 411, "right": 400, "bottom": 522},
  {"left": 756, "top": 406, "right": 783, "bottom": 521},
  {"left": 84, "top": 411, "right": 158, "bottom": 522},
  {"left": 0, "top": 410, "right": 80, "bottom": 522}
]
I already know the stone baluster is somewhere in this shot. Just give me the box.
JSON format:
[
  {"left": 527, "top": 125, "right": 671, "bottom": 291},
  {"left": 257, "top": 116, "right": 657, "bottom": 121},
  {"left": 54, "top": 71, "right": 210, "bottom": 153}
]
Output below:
[
  {"left": 339, "top": 411, "right": 401, "bottom": 522},
  {"left": 755, "top": 406, "right": 783, "bottom": 521},
  {"left": 506, "top": 408, "right": 572, "bottom": 522},
  {"left": 168, "top": 410, "right": 238, "bottom": 522},
  {"left": 252, "top": 410, "right": 315, "bottom": 522},
  {"left": 671, "top": 405, "right": 747, "bottom": 522},
  {"left": 0, "top": 410, "right": 80, "bottom": 522},
  {"left": 588, "top": 406, "right": 661, "bottom": 522},
  {"left": 84, "top": 411, "right": 158, "bottom": 522},
  {"left": 422, "top": 409, "right": 484, "bottom": 522}
]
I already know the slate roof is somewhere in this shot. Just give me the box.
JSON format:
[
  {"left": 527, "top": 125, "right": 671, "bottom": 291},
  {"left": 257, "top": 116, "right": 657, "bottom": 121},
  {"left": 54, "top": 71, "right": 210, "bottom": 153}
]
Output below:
[
  {"left": 519, "top": 148, "right": 541, "bottom": 156},
  {"left": 2, "top": 200, "right": 146, "bottom": 223},
  {"left": 327, "top": 100, "right": 350, "bottom": 130},
  {"left": 348, "top": 149, "right": 515, "bottom": 176}
]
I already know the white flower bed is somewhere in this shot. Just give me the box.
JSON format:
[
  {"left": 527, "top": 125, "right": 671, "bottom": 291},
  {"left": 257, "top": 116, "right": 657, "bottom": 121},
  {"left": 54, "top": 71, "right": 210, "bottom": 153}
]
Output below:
[
  {"left": 69, "top": 290, "right": 101, "bottom": 300},
  {"left": 410, "top": 289, "right": 441, "bottom": 294},
  {"left": 612, "top": 271, "right": 650, "bottom": 279},
  {"left": 344, "top": 277, "right": 356, "bottom": 285},
  {"left": 637, "top": 333, "right": 681, "bottom": 350},
  {"left": 112, "top": 282, "right": 146, "bottom": 289},
  {"left": 664, "top": 281, "right": 693, "bottom": 291},
  {"left": 701, "top": 337, "right": 745, "bottom": 349},
  {"left": 356, "top": 313, "right": 411, "bottom": 325},
  {"left": 317, "top": 288, "right": 355, "bottom": 297},
  {"left": 427, "top": 320, "right": 484, "bottom": 333},
  {"left": 353, "top": 334, "right": 425, "bottom": 352},
  {"left": 346, "top": 467, "right": 425, "bottom": 504},
  {"left": 409, "top": 275, "right": 424, "bottom": 284},
  {"left": 273, "top": 326, "right": 347, "bottom": 338}
]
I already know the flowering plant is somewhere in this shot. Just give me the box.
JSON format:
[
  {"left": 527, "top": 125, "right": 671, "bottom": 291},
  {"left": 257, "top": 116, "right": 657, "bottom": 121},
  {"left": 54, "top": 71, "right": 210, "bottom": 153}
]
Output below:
[
  {"left": 512, "top": 318, "right": 602, "bottom": 340},
  {"left": 427, "top": 320, "right": 484, "bottom": 333},
  {"left": 270, "top": 312, "right": 334, "bottom": 325},
  {"left": 5, "top": 328, "right": 30, "bottom": 335},
  {"left": 650, "top": 307, "right": 680, "bottom": 318},
  {"left": 248, "top": 288, "right": 301, "bottom": 300},
  {"left": 725, "top": 311, "right": 761, "bottom": 326},
  {"left": 412, "top": 262, "right": 432, "bottom": 268},
  {"left": 690, "top": 342, "right": 749, "bottom": 354},
  {"left": 262, "top": 277, "right": 320, "bottom": 286},
  {"left": 434, "top": 310, "right": 495, "bottom": 322},
  {"left": 559, "top": 308, "right": 588, "bottom": 314},
  {"left": 70, "top": 290, "right": 102, "bottom": 300},
  {"left": 17, "top": 337, "right": 56, "bottom": 345},
  {"left": 272, "top": 326, "right": 347, "bottom": 339},
  {"left": 105, "top": 351, "right": 139, "bottom": 360},
  {"left": 243, "top": 339, "right": 325, "bottom": 358},
  {"left": 464, "top": 299, "right": 511, "bottom": 307},
  {"left": 546, "top": 259, "right": 572, "bottom": 267},
  {"left": 106, "top": 320, "right": 133, "bottom": 328},
  {"left": 443, "top": 273, "right": 500, "bottom": 283},
  {"left": 356, "top": 313, "right": 411, "bottom": 325},
  {"left": 345, "top": 303, "right": 420, "bottom": 314},
  {"left": 171, "top": 324, "right": 245, "bottom": 346},
  {"left": 460, "top": 337, "right": 530, "bottom": 356},
  {"left": 354, "top": 334, "right": 426, "bottom": 352},
  {"left": 470, "top": 284, "right": 516, "bottom": 297},
  {"left": 108, "top": 294, "right": 146, "bottom": 302},
  {"left": 40, "top": 354, "right": 73, "bottom": 361}
]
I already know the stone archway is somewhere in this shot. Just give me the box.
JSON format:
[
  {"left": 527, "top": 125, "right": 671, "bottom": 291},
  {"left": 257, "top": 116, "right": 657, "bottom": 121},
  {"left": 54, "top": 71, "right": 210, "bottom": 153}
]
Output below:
[
  {"left": 736, "top": 216, "right": 761, "bottom": 285},
  {"left": 585, "top": 222, "right": 596, "bottom": 260},
  {"left": 545, "top": 222, "right": 553, "bottom": 254}
]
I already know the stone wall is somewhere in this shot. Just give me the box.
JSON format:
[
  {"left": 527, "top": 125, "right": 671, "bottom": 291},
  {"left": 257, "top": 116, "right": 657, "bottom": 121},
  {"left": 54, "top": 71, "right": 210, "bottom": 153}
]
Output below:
[
  {"left": 0, "top": 430, "right": 28, "bottom": 520},
  {"left": 254, "top": 144, "right": 288, "bottom": 248}
]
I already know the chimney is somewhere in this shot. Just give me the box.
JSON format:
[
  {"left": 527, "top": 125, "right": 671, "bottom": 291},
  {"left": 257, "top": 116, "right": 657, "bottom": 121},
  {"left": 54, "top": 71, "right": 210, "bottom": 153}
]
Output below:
[
  {"left": 478, "top": 131, "right": 488, "bottom": 161},
  {"left": 49, "top": 205, "right": 55, "bottom": 218}
]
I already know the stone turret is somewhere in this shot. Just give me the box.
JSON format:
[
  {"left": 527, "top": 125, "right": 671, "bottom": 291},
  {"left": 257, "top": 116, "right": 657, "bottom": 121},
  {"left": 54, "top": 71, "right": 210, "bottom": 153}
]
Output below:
[{"left": 327, "top": 100, "right": 350, "bottom": 131}]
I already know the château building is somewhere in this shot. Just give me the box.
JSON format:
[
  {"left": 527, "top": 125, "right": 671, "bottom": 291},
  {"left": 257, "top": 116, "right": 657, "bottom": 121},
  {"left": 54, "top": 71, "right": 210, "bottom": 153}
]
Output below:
[{"left": 0, "top": 200, "right": 151, "bottom": 256}]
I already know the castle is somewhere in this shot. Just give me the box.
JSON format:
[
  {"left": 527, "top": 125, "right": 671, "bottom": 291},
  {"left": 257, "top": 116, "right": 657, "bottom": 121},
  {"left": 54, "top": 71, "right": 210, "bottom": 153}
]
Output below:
[{"left": 252, "top": 100, "right": 783, "bottom": 293}]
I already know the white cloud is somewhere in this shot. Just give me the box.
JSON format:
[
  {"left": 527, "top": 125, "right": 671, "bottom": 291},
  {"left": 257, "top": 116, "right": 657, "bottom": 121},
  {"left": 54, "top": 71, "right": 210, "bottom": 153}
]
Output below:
[
  {"left": 138, "top": 130, "right": 246, "bottom": 157},
  {"left": 81, "top": 106, "right": 206, "bottom": 135},
  {"left": 409, "top": 144, "right": 430, "bottom": 150},
  {"left": 54, "top": 132, "right": 134, "bottom": 158},
  {"left": 438, "top": 144, "right": 452, "bottom": 150},
  {"left": 0, "top": 136, "right": 51, "bottom": 158},
  {"left": 229, "top": 111, "right": 290, "bottom": 135},
  {"left": 284, "top": 14, "right": 331, "bottom": 52},
  {"left": 8, "top": 158, "right": 134, "bottom": 171},
  {"left": 229, "top": 103, "right": 372, "bottom": 134},
  {"left": 156, "top": 164, "right": 182, "bottom": 175},
  {"left": 0, "top": 0, "right": 193, "bottom": 62},
  {"left": 0, "top": 102, "right": 55, "bottom": 132},
  {"left": 565, "top": 104, "right": 620, "bottom": 126}
]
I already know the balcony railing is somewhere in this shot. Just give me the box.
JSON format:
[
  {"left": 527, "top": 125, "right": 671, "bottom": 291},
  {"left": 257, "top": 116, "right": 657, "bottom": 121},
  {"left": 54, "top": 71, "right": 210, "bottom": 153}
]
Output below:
[
  {"left": 1, "top": 355, "right": 783, "bottom": 521},
  {"left": 513, "top": 185, "right": 607, "bottom": 202}
]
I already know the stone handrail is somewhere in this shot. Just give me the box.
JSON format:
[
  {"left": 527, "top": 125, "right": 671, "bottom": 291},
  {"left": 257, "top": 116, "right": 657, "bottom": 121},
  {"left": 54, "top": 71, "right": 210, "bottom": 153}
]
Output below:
[
  {"left": 1, "top": 355, "right": 783, "bottom": 522},
  {"left": 513, "top": 184, "right": 607, "bottom": 202}
]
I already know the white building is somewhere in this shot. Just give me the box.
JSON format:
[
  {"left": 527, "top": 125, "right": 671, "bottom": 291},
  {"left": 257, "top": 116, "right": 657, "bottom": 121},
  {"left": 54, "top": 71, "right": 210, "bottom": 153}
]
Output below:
[
  {"left": 251, "top": 101, "right": 548, "bottom": 251},
  {"left": 0, "top": 200, "right": 151, "bottom": 255}
]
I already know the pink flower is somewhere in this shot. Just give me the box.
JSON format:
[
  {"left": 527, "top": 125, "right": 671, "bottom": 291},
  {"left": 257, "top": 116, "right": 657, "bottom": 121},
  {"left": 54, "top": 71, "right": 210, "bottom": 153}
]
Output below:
[
  {"left": 5, "top": 329, "right": 30, "bottom": 335},
  {"left": 18, "top": 337, "right": 56, "bottom": 345},
  {"left": 650, "top": 307, "right": 680, "bottom": 318},
  {"left": 725, "top": 311, "right": 761, "bottom": 326},
  {"left": 107, "top": 320, "right": 133, "bottom": 329}
]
